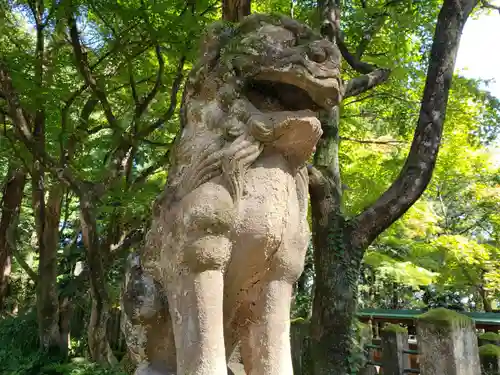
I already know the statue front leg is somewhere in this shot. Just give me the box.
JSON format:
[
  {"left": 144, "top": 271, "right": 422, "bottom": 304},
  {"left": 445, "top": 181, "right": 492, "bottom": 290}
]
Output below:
[
  {"left": 241, "top": 279, "right": 295, "bottom": 375},
  {"left": 166, "top": 233, "right": 232, "bottom": 375}
]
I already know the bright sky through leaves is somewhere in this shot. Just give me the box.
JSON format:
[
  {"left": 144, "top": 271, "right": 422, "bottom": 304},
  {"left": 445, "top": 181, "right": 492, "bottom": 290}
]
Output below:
[
  {"left": 455, "top": 8, "right": 500, "bottom": 99},
  {"left": 455, "top": 7, "right": 500, "bottom": 164}
]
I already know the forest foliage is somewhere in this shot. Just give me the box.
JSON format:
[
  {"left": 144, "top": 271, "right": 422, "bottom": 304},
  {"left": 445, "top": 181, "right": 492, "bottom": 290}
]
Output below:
[{"left": 0, "top": 0, "right": 499, "bottom": 373}]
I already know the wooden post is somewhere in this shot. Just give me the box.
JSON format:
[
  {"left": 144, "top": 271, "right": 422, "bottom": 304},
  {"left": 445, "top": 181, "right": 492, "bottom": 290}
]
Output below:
[{"left": 380, "top": 323, "right": 410, "bottom": 375}]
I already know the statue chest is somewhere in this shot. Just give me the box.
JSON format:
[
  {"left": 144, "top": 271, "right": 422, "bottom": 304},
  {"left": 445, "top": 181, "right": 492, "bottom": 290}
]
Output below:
[{"left": 233, "top": 154, "right": 305, "bottom": 252}]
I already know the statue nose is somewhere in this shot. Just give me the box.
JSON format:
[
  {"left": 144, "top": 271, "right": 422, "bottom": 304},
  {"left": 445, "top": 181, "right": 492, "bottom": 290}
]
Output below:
[{"left": 307, "top": 45, "right": 327, "bottom": 63}]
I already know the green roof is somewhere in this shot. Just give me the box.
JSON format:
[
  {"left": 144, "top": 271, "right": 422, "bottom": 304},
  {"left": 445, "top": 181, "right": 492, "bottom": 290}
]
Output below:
[{"left": 358, "top": 308, "right": 500, "bottom": 326}]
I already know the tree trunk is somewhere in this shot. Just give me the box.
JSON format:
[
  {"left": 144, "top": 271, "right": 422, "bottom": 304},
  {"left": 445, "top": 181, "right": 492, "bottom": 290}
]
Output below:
[
  {"left": 0, "top": 165, "right": 26, "bottom": 311},
  {"left": 222, "top": 0, "right": 251, "bottom": 22},
  {"left": 479, "top": 285, "right": 493, "bottom": 313},
  {"left": 309, "top": 0, "right": 477, "bottom": 372},
  {"left": 310, "top": 107, "right": 363, "bottom": 375},
  {"left": 309, "top": 210, "right": 362, "bottom": 375},
  {"left": 79, "top": 192, "right": 117, "bottom": 365},
  {"left": 59, "top": 296, "right": 72, "bottom": 355},
  {"left": 36, "top": 183, "right": 65, "bottom": 353}
]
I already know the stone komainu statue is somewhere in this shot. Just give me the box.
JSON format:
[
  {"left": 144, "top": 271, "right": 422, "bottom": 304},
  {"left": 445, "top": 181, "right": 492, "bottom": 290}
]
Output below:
[{"left": 121, "top": 13, "right": 342, "bottom": 375}]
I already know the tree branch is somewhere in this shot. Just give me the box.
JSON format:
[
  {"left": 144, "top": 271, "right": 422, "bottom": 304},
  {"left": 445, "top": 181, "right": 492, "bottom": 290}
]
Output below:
[
  {"left": 340, "top": 136, "right": 405, "bottom": 146},
  {"left": 11, "top": 247, "right": 38, "bottom": 283},
  {"left": 307, "top": 165, "right": 329, "bottom": 191},
  {"left": 134, "top": 44, "right": 165, "bottom": 121},
  {"left": 481, "top": 0, "right": 500, "bottom": 12},
  {"left": 2, "top": 124, "right": 33, "bottom": 174},
  {"left": 0, "top": 61, "right": 82, "bottom": 194},
  {"left": 351, "top": 0, "right": 478, "bottom": 250},
  {"left": 138, "top": 55, "right": 186, "bottom": 138},
  {"left": 337, "top": 37, "right": 378, "bottom": 74},
  {"left": 109, "top": 228, "right": 145, "bottom": 259},
  {"left": 130, "top": 149, "right": 171, "bottom": 188},
  {"left": 320, "top": 0, "right": 391, "bottom": 95},
  {"left": 128, "top": 62, "right": 139, "bottom": 107},
  {"left": 67, "top": 13, "right": 119, "bottom": 130},
  {"left": 344, "top": 68, "right": 391, "bottom": 98}
]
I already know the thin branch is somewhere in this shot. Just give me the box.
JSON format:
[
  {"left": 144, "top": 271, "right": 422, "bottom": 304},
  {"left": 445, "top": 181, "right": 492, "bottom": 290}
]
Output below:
[
  {"left": 343, "top": 93, "right": 378, "bottom": 106},
  {"left": 2, "top": 124, "right": 32, "bottom": 174},
  {"left": 140, "top": 138, "right": 171, "bottom": 147},
  {"left": 59, "top": 189, "right": 73, "bottom": 234},
  {"left": 109, "top": 228, "right": 144, "bottom": 256},
  {"left": 7, "top": 213, "right": 38, "bottom": 283},
  {"left": 59, "top": 84, "right": 88, "bottom": 159},
  {"left": 134, "top": 44, "right": 165, "bottom": 121},
  {"left": 59, "top": 96, "right": 99, "bottom": 175},
  {"left": 138, "top": 55, "right": 186, "bottom": 138},
  {"left": 0, "top": 61, "right": 82, "bottom": 193},
  {"left": 42, "top": 1, "right": 58, "bottom": 28},
  {"left": 340, "top": 136, "right": 406, "bottom": 146},
  {"left": 481, "top": 0, "right": 500, "bottom": 12},
  {"left": 11, "top": 247, "right": 38, "bottom": 283},
  {"left": 67, "top": 13, "right": 119, "bottom": 130},
  {"left": 128, "top": 62, "right": 139, "bottom": 107},
  {"left": 130, "top": 149, "right": 171, "bottom": 188}
]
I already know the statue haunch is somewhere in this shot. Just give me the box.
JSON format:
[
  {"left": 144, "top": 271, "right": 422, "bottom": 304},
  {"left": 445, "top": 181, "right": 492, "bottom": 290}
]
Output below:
[{"left": 121, "top": 13, "right": 342, "bottom": 375}]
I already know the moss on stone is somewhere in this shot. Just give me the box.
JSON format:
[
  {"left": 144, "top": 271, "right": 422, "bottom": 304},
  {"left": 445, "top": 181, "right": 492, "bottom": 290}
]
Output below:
[
  {"left": 291, "top": 317, "right": 308, "bottom": 325},
  {"left": 417, "top": 308, "right": 473, "bottom": 329},
  {"left": 356, "top": 321, "right": 369, "bottom": 330},
  {"left": 479, "top": 344, "right": 500, "bottom": 358},
  {"left": 479, "top": 332, "right": 500, "bottom": 342},
  {"left": 382, "top": 323, "right": 408, "bottom": 334}
]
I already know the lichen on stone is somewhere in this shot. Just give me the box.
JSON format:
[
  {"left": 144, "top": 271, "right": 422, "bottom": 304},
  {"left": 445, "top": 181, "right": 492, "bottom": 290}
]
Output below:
[
  {"left": 479, "top": 344, "right": 500, "bottom": 358},
  {"left": 382, "top": 323, "right": 408, "bottom": 334},
  {"left": 417, "top": 308, "right": 473, "bottom": 329}
]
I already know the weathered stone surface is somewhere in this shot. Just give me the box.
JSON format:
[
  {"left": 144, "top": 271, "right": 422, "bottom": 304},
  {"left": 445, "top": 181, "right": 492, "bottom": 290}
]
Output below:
[
  {"left": 380, "top": 324, "right": 409, "bottom": 375},
  {"left": 122, "top": 13, "right": 342, "bottom": 375},
  {"left": 417, "top": 308, "right": 481, "bottom": 375},
  {"left": 479, "top": 344, "right": 500, "bottom": 375},
  {"left": 290, "top": 320, "right": 312, "bottom": 375},
  {"left": 478, "top": 332, "right": 500, "bottom": 347}
]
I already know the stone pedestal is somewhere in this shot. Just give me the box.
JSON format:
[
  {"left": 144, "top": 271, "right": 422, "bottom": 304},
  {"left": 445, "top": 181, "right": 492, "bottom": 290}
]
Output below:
[
  {"left": 479, "top": 344, "right": 500, "bottom": 375},
  {"left": 417, "top": 308, "right": 481, "bottom": 375},
  {"left": 380, "top": 324, "right": 410, "bottom": 375}
]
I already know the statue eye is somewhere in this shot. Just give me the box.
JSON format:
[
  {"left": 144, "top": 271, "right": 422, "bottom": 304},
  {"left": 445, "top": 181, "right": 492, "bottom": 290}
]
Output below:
[{"left": 307, "top": 46, "right": 327, "bottom": 63}]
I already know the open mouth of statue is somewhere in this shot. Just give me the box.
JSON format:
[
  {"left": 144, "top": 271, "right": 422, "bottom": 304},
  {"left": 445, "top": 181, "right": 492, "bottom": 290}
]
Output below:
[{"left": 245, "top": 79, "right": 322, "bottom": 113}]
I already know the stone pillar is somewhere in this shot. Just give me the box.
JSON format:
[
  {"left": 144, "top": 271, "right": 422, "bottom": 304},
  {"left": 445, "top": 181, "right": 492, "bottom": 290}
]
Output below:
[
  {"left": 479, "top": 344, "right": 500, "bottom": 375},
  {"left": 290, "top": 319, "right": 311, "bottom": 375},
  {"left": 380, "top": 324, "right": 410, "bottom": 375},
  {"left": 478, "top": 332, "right": 500, "bottom": 348},
  {"left": 360, "top": 322, "right": 378, "bottom": 375},
  {"left": 417, "top": 308, "right": 481, "bottom": 375}
]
